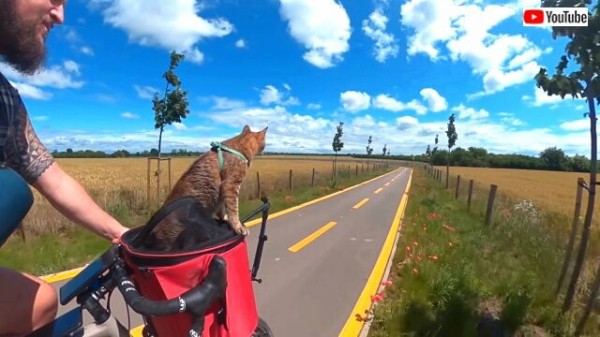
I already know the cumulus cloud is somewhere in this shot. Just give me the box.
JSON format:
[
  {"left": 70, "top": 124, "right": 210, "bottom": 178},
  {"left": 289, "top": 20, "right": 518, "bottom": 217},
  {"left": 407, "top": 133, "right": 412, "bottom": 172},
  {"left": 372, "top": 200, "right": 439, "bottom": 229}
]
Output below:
[
  {"left": 397, "top": 116, "right": 419, "bottom": 130},
  {"left": 522, "top": 86, "right": 575, "bottom": 107},
  {"left": 279, "top": 0, "right": 351, "bottom": 68},
  {"left": 259, "top": 84, "right": 300, "bottom": 106},
  {"left": 362, "top": 5, "right": 399, "bottom": 62},
  {"left": 91, "top": 0, "right": 234, "bottom": 64},
  {"left": 340, "top": 91, "right": 371, "bottom": 112},
  {"left": 560, "top": 119, "right": 588, "bottom": 131},
  {"left": 400, "top": 0, "right": 546, "bottom": 96},
  {"left": 452, "top": 104, "right": 490, "bottom": 120},
  {"left": 373, "top": 94, "right": 427, "bottom": 115},
  {"left": 121, "top": 112, "right": 139, "bottom": 119},
  {"left": 134, "top": 85, "right": 160, "bottom": 99},
  {"left": 420, "top": 88, "right": 447, "bottom": 112}
]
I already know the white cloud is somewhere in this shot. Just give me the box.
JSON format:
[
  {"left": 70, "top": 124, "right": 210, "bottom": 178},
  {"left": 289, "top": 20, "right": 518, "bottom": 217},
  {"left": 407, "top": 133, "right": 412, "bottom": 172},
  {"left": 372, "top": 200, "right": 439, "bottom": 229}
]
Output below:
[
  {"left": 211, "top": 96, "right": 246, "bottom": 110},
  {"left": 362, "top": 7, "right": 399, "bottom": 62},
  {"left": 372, "top": 94, "right": 427, "bottom": 115},
  {"left": 560, "top": 119, "right": 588, "bottom": 131},
  {"left": 259, "top": 84, "right": 300, "bottom": 106},
  {"left": 9, "top": 82, "right": 52, "bottom": 100},
  {"left": 396, "top": 116, "right": 419, "bottom": 130},
  {"left": 401, "top": 0, "right": 545, "bottom": 96},
  {"left": 307, "top": 103, "right": 322, "bottom": 110},
  {"left": 452, "top": 104, "right": 490, "bottom": 120},
  {"left": 525, "top": 86, "right": 575, "bottom": 107},
  {"left": 173, "top": 122, "right": 187, "bottom": 130},
  {"left": 63, "top": 60, "right": 81, "bottom": 76},
  {"left": 80, "top": 46, "right": 94, "bottom": 56},
  {"left": 499, "top": 113, "right": 524, "bottom": 126},
  {"left": 134, "top": 85, "right": 159, "bottom": 99},
  {"left": 0, "top": 60, "right": 84, "bottom": 100},
  {"left": 420, "top": 88, "right": 447, "bottom": 112},
  {"left": 121, "top": 112, "right": 139, "bottom": 119},
  {"left": 340, "top": 91, "right": 371, "bottom": 112},
  {"left": 235, "top": 39, "right": 246, "bottom": 48},
  {"left": 93, "top": 0, "right": 234, "bottom": 64},
  {"left": 279, "top": 0, "right": 351, "bottom": 68}
]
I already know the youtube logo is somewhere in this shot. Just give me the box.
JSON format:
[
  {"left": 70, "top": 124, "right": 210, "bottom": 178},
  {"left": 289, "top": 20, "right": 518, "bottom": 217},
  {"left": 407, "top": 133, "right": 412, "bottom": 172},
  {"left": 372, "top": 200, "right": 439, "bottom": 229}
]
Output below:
[
  {"left": 523, "top": 9, "right": 544, "bottom": 25},
  {"left": 523, "top": 7, "right": 588, "bottom": 27}
]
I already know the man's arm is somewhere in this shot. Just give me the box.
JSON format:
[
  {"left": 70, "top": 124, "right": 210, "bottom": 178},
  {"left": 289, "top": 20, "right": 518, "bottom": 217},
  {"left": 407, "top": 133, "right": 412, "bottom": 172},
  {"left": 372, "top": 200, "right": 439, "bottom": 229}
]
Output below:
[
  {"left": 5, "top": 97, "right": 128, "bottom": 243},
  {"left": 30, "top": 162, "right": 128, "bottom": 243}
]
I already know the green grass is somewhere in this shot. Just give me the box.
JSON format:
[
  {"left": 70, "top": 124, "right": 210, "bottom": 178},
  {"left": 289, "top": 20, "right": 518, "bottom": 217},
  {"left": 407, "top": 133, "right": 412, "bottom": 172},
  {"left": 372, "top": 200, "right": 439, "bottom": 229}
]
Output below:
[
  {"left": 0, "top": 166, "right": 397, "bottom": 276},
  {"left": 367, "top": 168, "right": 583, "bottom": 337}
]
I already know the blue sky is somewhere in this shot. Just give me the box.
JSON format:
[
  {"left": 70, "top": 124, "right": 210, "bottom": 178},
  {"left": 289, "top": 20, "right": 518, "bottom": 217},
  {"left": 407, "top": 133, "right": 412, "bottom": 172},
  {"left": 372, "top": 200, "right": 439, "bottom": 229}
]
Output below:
[{"left": 0, "top": 0, "right": 594, "bottom": 157}]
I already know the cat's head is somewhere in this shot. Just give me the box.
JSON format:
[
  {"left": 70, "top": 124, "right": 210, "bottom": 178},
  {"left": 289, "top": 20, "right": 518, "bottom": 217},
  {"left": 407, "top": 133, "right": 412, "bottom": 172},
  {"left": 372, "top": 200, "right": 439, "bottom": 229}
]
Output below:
[{"left": 228, "top": 125, "right": 268, "bottom": 160}]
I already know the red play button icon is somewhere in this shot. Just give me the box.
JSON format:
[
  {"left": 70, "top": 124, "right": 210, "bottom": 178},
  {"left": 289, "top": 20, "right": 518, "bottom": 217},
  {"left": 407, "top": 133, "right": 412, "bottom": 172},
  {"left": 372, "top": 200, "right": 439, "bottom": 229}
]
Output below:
[{"left": 523, "top": 9, "right": 544, "bottom": 24}]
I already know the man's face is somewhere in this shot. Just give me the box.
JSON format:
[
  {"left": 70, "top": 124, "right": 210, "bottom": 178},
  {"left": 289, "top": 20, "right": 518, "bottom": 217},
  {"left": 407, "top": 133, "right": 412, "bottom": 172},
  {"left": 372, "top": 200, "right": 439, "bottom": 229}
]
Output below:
[{"left": 0, "top": 0, "right": 65, "bottom": 75}]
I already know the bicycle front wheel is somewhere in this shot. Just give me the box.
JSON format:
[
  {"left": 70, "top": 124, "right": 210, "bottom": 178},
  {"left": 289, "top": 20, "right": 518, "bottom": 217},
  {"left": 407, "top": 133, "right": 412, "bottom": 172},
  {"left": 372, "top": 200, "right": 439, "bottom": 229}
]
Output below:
[{"left": 252, "top": 317, "right": 273, "bottom": 337}]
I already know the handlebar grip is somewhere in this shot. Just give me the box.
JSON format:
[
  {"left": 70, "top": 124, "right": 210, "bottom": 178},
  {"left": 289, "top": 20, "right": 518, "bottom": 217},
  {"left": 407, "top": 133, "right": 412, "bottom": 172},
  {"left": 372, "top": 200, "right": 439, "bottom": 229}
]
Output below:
[{"left": 112, "top": 256, "right": 227, "bottom": 319}]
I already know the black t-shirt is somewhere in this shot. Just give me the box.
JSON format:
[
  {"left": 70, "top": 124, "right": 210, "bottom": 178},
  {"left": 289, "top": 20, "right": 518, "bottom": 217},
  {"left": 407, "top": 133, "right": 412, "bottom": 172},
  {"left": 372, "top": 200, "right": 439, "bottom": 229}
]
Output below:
[{"left": 0, "top": 70, "right": 54, "bottom": 183}]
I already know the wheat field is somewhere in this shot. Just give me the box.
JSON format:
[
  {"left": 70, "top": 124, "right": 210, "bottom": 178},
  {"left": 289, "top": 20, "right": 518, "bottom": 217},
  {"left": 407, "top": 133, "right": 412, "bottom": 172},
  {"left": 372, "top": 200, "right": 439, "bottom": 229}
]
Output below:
[
  {"left": 439, "top": 166, "right": 595, "bottom": 221},
  {"left": 21, "top": 156, "right": 392, "bottom": 236}
]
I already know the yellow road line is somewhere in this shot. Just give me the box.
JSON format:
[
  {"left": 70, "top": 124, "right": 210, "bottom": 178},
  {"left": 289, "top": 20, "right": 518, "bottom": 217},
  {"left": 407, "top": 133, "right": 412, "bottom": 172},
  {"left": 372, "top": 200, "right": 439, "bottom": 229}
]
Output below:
[
  {"left": 352, "top": 198, "right": 369, "bottom": 209},
  {"left": 244, "top": 169, "right": 401, "bottom": 228},
  {"left": 384, "top": 182, "right": 390, "bottom": 187},
  {"left": 41, "top": 169, "right": 402, "bottom": 283},
  {"left": 41, "top": 267, "right": 85, "bottom": 284},
  {"left": 130, "top": 325, "right": 144, "bottom": 336},
  {"left": 338, "top": 169, "right": 413, "bottom": 337},
  {"left": 288, "top": 221, "right": 337, "bottom": 253},
  {"left": 374, "top": 188, "right": 383, "bottom": 194}
]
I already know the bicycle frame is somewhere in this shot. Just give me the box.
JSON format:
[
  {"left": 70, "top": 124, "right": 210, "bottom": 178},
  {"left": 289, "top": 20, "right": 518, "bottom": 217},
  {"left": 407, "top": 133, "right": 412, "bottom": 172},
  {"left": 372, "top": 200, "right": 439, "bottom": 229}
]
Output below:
[{"left": 25, "top": 198, "right": 271, "bottom": 337}]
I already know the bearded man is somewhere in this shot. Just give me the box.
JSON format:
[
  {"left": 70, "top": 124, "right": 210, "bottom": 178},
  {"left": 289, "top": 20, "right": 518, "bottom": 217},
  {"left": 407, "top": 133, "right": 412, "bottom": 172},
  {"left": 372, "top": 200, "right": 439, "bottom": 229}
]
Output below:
[{"left": 0, "top": 1, "right": 129, "bottom": 336}]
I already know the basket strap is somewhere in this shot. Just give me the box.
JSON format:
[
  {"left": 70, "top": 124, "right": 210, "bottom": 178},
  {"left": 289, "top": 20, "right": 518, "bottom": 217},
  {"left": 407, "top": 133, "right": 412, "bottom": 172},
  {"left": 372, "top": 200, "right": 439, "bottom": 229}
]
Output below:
[{"left": 130, "top": 196, "right": 201, "bottom": 247}]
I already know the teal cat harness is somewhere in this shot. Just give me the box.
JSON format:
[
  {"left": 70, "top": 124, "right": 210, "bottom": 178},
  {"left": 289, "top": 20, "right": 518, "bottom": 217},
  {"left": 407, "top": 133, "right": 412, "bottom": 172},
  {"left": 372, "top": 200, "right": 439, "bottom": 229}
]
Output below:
[{"left": 210, "top": 141, "right": 249, "bottom": 170}]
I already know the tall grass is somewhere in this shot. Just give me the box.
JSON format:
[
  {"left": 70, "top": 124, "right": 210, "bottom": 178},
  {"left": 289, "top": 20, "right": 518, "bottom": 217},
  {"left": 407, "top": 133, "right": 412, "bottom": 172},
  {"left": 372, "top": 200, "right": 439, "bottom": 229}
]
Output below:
[{"left": 367, "top": 168, "right": 590, "bottom": 336}]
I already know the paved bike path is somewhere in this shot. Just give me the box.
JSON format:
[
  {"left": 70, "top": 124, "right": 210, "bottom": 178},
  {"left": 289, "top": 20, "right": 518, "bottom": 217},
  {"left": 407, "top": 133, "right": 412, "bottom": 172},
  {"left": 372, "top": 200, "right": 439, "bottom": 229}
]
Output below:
[{"left": 48, "top": 167, "right": 412, "bottom": 337}]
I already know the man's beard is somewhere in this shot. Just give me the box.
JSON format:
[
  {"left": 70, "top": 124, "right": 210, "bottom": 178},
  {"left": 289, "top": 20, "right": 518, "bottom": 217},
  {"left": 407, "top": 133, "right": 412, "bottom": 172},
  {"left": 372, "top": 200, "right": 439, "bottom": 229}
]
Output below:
[{"left": 0, "top": 1, "right": 47, "bottom": 75}]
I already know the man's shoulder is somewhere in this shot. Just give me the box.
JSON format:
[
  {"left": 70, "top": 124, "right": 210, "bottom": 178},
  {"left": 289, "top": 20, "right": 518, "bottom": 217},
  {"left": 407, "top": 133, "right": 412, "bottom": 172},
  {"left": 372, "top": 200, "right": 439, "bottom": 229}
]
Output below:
[{"left": 0, "top": 70, "right": 16, "bottom": 92}]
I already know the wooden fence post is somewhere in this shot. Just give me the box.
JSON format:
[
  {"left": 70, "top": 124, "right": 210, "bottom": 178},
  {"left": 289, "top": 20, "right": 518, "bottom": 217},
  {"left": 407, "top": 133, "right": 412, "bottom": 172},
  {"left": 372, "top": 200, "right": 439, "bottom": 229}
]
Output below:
[
  {"left": 356, "top": 165, "right": 358, "bottom": 176},
  {"left": 311, "top": 168, "right": 315, "bottom": 187},
  {"left": 289, "top": 169, "right": 293, "bottom": 190},
  {"left": 555, "top": 177, "right": 585, "bottom": 298},
  {"left": 485, "top": 184, "right": 498, "bottom": 226},
  {"left": 256, "top": 171, "right": 261, "bottom": 199},
  {"left": 455, "top": 175, "right": 461, "bottom": 199},
  {"left": 467, "top": 179, "right": 474, "bottom": 212}
]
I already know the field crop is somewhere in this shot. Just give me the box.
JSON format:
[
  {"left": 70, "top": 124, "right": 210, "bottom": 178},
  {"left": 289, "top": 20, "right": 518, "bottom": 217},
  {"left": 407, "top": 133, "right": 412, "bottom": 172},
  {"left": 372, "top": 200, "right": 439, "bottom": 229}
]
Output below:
[
  {"left": 438, "top": 166, "right": 598, "bottom": 226},
  {"left": 19, "top": 155, "right": 394, "bottom": 238}
]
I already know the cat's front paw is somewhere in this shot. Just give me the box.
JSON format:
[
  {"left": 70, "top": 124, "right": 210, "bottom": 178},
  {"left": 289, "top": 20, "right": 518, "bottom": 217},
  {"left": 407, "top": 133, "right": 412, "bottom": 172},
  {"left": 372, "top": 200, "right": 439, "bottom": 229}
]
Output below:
[{"left": 232, "top": 222, "right": 249, "bottom": 236}]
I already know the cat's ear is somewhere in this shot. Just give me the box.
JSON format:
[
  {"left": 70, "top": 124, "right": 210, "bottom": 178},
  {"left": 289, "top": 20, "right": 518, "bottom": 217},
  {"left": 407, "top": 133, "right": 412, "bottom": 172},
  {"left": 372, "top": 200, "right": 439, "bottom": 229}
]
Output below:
[
  {"left": 242, "top": 125, "right": 251, "bottom": 133},
  {"left": 260, "top": 126, "right": 268, "bottom": 134}
]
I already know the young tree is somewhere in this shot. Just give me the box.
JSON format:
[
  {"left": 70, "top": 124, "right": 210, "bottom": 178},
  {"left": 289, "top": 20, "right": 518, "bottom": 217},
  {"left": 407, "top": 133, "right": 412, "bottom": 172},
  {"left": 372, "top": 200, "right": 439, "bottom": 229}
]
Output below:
[
  {"left": 332, "top": 122, "right": 344, "bottom": 179},
  {"left": 535, "top": 1, "right": 600, "bottom": 333},
  {"left": 382, "top": 144, "right": 387, "bottom": 156},
  {"left": 445, "top": 114, "right": 458, "bottom": 189},
  {"left": 153, "top": 51, "right": 190, "bottom": 157},
  {"left": 366, "top": 135, "right": 374, "bottom": 156}
]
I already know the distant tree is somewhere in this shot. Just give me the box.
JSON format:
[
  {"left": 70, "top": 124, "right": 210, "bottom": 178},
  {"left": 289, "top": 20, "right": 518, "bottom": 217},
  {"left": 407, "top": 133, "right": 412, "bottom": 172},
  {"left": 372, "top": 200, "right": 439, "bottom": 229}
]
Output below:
[
  {"left": 569, "top": 154, "right": 591, "bottom": 172},
  {"left": 433, "top": 134, "right": 439, "bottom": 154},
  {"left": 426, "top": 145, "right": 432, "bottom": 157},
  {"left": 445, "top": 114, "right": 458, "bottom": 189},
  {"left": 382, "top": 144, "right": 387, "bottom": 156},
  {"left": 366, "top": 135, "right": 374, "bottom": 156},
  {"left": 387, "top": 148, "right": 391, "bottom": 156},
  {"left": 534, "top": 1, "right": 600, "bottom": 328},
  {"left": 539, "top": 146, "right": 568, "bottom": 171},
  {"left": 332, "top": 122, "right": 344, "bottom": 179}
]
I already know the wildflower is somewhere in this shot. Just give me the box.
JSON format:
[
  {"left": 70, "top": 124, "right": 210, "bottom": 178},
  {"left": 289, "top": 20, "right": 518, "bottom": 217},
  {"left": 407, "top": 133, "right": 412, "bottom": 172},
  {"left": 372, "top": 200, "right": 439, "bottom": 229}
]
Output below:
[
  {"left": 448, "top": 241, "right": 454, "bottom": 248},
  {"left": 355, "top": 314, "right": 364, "bottom": 322},
  {"left": 412, "top": 268, "right": 419, "bottom": 275},
  {"left": 413, "top": 241, "right": 418, "bottom": 246},
  {"left": 428, "top": 255, "right": 438, "bottom": 261}
]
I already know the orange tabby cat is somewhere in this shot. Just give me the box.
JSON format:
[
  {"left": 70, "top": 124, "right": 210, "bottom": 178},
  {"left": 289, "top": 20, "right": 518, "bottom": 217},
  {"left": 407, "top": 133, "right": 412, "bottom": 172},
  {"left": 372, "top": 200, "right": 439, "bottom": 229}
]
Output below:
[{"left": 144, "top": 125, "right": 267, "bottom": 250}]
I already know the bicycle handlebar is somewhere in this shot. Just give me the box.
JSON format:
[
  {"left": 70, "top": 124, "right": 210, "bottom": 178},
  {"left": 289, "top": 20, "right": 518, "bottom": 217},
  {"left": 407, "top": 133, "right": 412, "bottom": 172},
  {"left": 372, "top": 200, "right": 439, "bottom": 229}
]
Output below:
[{"left": 111, "top": 256, "right": 227, "bottom": 317}]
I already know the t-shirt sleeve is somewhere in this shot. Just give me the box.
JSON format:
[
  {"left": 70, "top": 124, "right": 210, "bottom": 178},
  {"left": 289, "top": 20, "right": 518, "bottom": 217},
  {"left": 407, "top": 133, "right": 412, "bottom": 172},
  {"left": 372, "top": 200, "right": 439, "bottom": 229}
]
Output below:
[{"left": 4, "top": 96, "right": 55, "bottom": 184}]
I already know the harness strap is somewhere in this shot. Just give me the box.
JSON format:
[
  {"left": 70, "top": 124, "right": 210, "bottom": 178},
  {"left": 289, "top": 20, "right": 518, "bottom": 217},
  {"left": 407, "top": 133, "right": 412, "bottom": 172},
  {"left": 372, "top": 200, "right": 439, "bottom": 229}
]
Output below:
[{"left": 210, "top": 141, "right": 248, "bottom": 170}]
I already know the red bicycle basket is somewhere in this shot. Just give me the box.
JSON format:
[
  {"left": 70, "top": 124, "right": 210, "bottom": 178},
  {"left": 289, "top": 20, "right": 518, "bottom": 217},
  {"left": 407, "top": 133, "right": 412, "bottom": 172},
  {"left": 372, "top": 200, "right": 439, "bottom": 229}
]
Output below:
[{"left": 118, "top": 203, "right": 259, "bottom": 337}]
